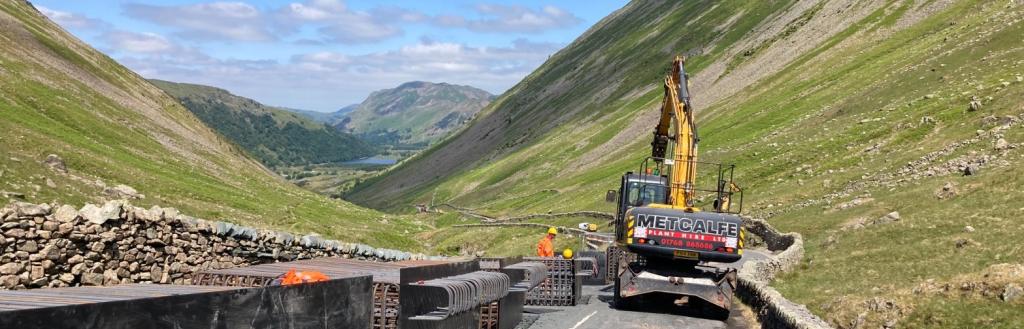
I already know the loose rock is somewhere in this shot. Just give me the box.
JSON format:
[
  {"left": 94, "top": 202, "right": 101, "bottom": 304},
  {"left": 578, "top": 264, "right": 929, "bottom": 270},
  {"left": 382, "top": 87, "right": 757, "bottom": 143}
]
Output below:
[
  {"left": 969, "top": 96, "right": 983, "bottom": 112},
  {"left": 103, "top": 185, "right": 143, "bottom": 200},
  {"left": 1002, "top": 284, "right": 1022, "bottom": 302},
  {"left": 964, "top": 164, "right": 979, "bottom": 176},
  {"left": 43, "top": 154, "right": 67, "bottom": 173},
  {"left": 12, "top": 202, "right": 51, "bottom": 217},
  {"left": 935, "top": 182, "right": 958, "bottom": 199},
  {"left": 0, "top": 263, "right": 23, "bottom": 275},
  {"left": 53, "top": 205, "right": 78, "bottom": 223},
  {"left": 79, "top": 201, "right": 123, "bottom": 225},
  {"left": 80, "top": 272, "right": 104, "bottom": 286},
  {"left": 955, "top": 238, "right": 976, "bottom": 249},
  {"left": 995, "top": 138, "right": 1009, "bottom": 151}
]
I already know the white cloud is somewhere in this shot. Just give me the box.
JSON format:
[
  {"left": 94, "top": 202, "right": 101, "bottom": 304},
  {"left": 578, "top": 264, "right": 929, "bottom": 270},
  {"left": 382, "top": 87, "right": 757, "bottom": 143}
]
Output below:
[
  {"left": 124, "top": 1, "right": 580, "bottom": 45},
  {"left": 44, "top": 1, "right": 583, "bottom": 110},
  {"left": 123, "top": 39, "right": 562, "bottom": 111},
  {"left": 399, "top": 42, "right": 463, "bottom": 56},
  {"left": 316, "top": 13, "right": 402, "bottom": 44},
  {"left": 123, "top": 2, "right": 275, "bottom": 42},
  {"left": 435, "top": 4, "right": 582, "bottom": 33},
  {"left": 280, "top": 0, "right": 346, "bottom": 21},
  {"left": 277, "top": 0, "right": 403, "bottom": 44},
  {"left": 36, "top": 5, "right": 108, "bottom": 30},
  {"left": 103, "top": 31, "right": 175, "bottom": 53}
]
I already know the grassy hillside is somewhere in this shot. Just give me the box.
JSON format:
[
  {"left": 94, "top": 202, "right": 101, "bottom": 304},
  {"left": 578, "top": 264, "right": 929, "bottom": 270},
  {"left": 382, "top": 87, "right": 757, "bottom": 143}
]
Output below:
[
  {"left": 151, "top": 79, "right": 375, "bottom": 167},
  {"left": 340, "top": 81, "right": 493, "bottom": 147},
  {"left": 351, "top": 0, "right": 1024, "bottom": 327},
  {"left": 0, "top": 0, "right": 421, "bottom": 250}
]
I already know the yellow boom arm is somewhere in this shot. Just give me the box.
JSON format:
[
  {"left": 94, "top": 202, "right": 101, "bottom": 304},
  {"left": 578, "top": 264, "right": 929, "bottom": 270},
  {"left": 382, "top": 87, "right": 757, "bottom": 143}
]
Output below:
[{"left": 650, "top": 56, "right": 698, "bottom": 209}]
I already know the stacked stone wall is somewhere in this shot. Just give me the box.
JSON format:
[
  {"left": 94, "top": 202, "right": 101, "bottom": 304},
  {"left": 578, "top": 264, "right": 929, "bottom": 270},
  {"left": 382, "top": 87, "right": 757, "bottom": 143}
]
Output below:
[{"left": 0, "top": 201, "right": 424, "bottom": 289}]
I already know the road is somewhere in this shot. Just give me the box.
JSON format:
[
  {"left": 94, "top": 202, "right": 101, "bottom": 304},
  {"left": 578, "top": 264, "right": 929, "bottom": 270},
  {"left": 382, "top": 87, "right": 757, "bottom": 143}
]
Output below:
[{"left": 522, "top": 250, "right": 770, "bottom": 329}]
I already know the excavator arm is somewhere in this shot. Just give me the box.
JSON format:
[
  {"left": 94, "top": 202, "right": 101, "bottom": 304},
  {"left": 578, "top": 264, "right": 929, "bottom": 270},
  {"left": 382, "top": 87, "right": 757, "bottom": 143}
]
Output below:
[{"left": 650, "top": 56, "right": 699, "bottom": 208}]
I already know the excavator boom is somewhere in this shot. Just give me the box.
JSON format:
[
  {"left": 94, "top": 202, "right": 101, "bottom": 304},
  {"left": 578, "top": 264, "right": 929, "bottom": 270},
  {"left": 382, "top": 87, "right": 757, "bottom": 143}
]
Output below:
[{"left": 650, "top": 56, "right": 699, "bottom": 208}]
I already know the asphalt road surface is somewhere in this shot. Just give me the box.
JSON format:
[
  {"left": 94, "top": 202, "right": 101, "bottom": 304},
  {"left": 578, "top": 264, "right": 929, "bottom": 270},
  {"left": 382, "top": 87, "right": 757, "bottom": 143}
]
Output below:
[{"left": 523, "top": 250, "right": 770, "bottom": 329}]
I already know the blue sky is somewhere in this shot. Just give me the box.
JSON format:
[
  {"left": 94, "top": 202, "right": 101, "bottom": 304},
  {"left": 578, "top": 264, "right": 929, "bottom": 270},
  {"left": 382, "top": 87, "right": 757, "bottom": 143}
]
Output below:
[{"left": 34, "top": 0, "right": 626, "bottom": 111}]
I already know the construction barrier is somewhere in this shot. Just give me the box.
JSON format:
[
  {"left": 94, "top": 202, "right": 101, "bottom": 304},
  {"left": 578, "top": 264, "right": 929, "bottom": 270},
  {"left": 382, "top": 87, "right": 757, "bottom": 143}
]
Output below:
[
  {"left": 0, "top": 279, "right": 373, "bottom": 329},
  {"left": 192, "top": 257, "right": 509, "bottom": 329}
]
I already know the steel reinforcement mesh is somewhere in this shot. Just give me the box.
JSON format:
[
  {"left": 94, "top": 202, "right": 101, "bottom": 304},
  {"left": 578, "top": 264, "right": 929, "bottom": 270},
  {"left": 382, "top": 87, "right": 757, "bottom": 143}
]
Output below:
[
  {"left": 523, "top": 258, "right": 577, "bottom": 306},
  {"left": 478, "top": 301, "right": 500, "bottom": 329},
  {"left": 371, "top": 283, "right": 400, "bottom": 329}
]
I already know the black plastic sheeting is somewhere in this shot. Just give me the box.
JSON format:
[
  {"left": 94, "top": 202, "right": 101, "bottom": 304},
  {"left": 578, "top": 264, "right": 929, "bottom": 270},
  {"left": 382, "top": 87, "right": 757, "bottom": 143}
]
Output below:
[{"left": 0, "top": 278, "right": 373, "bottom": 329}]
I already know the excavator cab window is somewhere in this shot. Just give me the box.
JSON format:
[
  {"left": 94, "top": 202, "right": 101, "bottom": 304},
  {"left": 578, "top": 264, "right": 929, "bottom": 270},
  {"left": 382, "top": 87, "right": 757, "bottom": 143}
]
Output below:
[{"left": 626, "top": 181, "right": 667, "bottom": 207}]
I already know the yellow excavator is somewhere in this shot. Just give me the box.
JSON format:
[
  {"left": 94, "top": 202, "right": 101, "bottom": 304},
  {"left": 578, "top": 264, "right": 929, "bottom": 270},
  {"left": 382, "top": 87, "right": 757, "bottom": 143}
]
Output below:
[{"left": 606, "top": 56, "right": 745, "bottom": 317}]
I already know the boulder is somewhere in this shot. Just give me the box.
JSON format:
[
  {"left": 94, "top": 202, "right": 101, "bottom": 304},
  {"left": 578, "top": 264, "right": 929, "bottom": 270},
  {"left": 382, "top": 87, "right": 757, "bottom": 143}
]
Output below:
[
  {"left": 43, "top": 154, "right": 67, "bottom": 173},
  {"left": 1003, "top": 284, "right": 1022, "bottom": 302},
  {"left": 968, "top": 96, "right": 983, "bottom": 111},
  {"left": 963, "top": 164, "right": 979, "bottom": 176},
  {"left": 102, "top": 269, "right": 119, "bottom": 285},
  {"left": 29, "top": 266, "right": 44, "bottom": 280},
  {"left": 58, "top": 273, "right": 75, "bottom": 283},
  {"left": 89, "top": 241, "right": 105, "bottom": 253},
  {"left": 935, "top": 182, "right": 958, "bottom": 199},
  {"left": 53, "top": 204, "right": 79, "bottom": 223},
  {"left": 0, "top": 262, "right": 24, "bottom": 275},
  {"left": 300, "top": 234, "right": 324, "bottom": 248},
  {"left": 995, "top": 138, "right": 1009, "bottom": 151},
  {"left": 80, "top": 272, "right": 104, "bottom": 286},
  {"left": 103, "top": 184, "right": 143, "bottom": 200},
  {"left": 873, "top": 212, "right": 901, "bottom": 225},
  {"left": 80, "top": 201, "right": 123, "bottom": 225},
  {"left": 0, "top": 275, "right": 18, "bottom": 289},
  {"left": 17, "top": 240, "right": 38, "bottom": 253},
  {"left": 12, "top": 202, "right": 51, "bottom": 217},
  {"left": 40, "top": 244, "right": 61, "bottom": 260}
]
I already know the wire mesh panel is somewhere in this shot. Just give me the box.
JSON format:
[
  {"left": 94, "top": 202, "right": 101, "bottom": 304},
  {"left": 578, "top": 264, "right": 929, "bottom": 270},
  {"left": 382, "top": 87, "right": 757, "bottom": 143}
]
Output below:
[
  {"left": 478, "top": 301, "right": 500, "bottom": 329},
  {"left": 523, "top": 257, "right": 579, "bottom": 306},
  {"left": 371, "top": 283, "right": 400, "bottom": 329}
]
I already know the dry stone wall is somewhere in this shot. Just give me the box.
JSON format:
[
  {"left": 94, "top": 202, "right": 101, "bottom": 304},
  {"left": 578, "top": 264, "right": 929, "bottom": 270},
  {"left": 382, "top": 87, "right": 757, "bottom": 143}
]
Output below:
[
  {"left": 737, "top": 217, "right": 832, "bottom": 329},
  {"left": 0, "top": 201, "right": 426, "bottom": 290}
]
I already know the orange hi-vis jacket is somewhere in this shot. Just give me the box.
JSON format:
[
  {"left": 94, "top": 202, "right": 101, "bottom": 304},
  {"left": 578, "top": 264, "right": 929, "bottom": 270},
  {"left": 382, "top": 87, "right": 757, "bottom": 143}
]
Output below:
[{"left": 536, "top": 236, "right": 554, "bottom": 257}]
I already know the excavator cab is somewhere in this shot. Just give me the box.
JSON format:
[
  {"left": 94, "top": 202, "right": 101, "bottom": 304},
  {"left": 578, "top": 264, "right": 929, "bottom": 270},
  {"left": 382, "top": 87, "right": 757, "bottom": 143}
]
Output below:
[{"left": 610, "top": 172, "right": 669, "bottom": 220}]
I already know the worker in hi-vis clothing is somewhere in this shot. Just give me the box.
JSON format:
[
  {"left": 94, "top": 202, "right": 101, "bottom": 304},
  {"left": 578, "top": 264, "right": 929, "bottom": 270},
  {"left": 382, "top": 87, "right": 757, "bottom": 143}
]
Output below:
[{"left": 536, "top": 227, "right": 557, "bottom": 257}]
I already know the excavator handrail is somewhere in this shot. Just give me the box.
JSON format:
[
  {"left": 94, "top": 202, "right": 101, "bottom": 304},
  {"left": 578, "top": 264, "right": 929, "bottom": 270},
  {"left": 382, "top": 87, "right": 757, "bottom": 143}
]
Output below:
[{"left": 633, "top": 157, "right": 743, "bottom": 214}]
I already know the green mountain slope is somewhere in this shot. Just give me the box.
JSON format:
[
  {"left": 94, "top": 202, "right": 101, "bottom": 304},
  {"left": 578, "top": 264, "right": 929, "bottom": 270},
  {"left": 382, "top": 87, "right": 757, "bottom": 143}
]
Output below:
[
  {"left": 339, "top": 81, "right": 493, "bottom": 146},
  {"left": 150, "top": 80, "right": 375, "bottom": 167},
  {"left": 351, "top": 0, "right": 1024, "bottom": 326},
  {"left": 289, "top": 104, "right": 357, "bottom": 126},
  {"left": 0, "top": 1, "right": 419, "bottom": 249}
]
